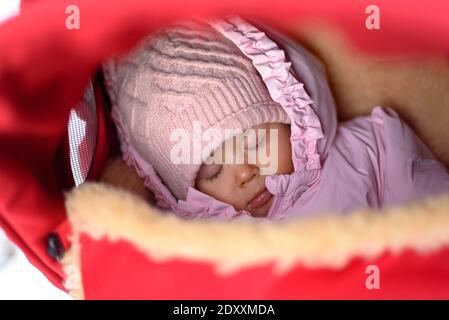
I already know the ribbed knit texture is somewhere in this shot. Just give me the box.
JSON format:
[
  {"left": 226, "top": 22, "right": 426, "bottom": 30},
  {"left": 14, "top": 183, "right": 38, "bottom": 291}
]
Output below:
[{"left": 108, "top": 19, "right": 290, "bottom": 200}]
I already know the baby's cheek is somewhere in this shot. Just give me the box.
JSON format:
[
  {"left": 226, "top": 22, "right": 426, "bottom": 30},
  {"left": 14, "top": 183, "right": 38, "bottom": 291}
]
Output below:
[
  {"left": 196, "top": 179, "right": 243, "bottom": 209},
  {"left": 220, "top": 189, "right": 250, "bottom": 211},
  {"left": 218, "top": 186, "right": 247, "bottom": 210},
  {"left": 277, "top": 149, "right": 294, "bottom": 174},
  {"left": 260, "top": 124, "right": 294, "bottom": 175},
  {"left": 276, "top": 131, "right": 294, "bottom": 174}
]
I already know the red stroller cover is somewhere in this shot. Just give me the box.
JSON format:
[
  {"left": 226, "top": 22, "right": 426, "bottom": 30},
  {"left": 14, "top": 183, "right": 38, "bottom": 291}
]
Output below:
[{"left": 1, "top": 0, "right": 449, "bottom": 299}]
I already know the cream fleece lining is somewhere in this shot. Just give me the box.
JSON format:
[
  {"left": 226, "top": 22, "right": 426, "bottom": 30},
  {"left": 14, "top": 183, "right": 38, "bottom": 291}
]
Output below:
[{"left": 63, "top": 182, "right": 449, "bottom": 284}]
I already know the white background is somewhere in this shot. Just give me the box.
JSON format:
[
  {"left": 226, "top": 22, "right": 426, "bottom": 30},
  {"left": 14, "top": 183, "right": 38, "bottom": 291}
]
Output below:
[{"left": 0, "top": 0, "right": 20, "bottom": 23}]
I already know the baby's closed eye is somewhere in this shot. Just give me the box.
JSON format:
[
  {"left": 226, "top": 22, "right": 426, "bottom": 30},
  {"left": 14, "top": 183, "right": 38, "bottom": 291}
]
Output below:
[{"left": 196, "top": 163, "right": 223, "bottom": 181}]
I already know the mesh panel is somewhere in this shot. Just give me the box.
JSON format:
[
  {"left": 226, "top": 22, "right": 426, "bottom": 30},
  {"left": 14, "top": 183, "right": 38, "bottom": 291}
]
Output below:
[{"left": 67, "top": 81, "right": 97, "bottom": 186}]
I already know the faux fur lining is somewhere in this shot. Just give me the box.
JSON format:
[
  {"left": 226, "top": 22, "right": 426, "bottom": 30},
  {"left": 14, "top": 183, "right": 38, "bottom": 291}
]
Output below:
[{"left": 64, "top": 182, "right": 449, "bottom": 280}]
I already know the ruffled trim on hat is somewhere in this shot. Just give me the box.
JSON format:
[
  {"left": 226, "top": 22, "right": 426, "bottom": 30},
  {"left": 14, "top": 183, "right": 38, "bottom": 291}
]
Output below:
[
  {"left": 177, "top": 15, "right": 325, "bottom": 219},
  {"left": 208, "top": 15, "right": 324, "bottom": 172}
]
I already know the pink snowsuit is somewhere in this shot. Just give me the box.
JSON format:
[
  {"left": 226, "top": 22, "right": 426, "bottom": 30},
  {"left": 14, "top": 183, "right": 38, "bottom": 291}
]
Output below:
[{"left": 267, "top": 106, "right": 449, "bottom": 220}]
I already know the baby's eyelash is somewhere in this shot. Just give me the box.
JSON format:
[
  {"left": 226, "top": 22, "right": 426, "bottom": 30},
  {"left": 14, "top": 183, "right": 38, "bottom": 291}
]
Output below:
[
  {"left": 207, "top": 165, "right": 223, "bottom": 181},
  {"left": 247, "top": 137, "right": 266, "bottom": 150}
]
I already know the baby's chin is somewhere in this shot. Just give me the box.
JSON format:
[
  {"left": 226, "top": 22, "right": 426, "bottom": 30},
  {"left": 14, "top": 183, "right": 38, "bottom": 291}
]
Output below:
[{"left": 246, "top": 196, "right": 273, "bottom": 218}]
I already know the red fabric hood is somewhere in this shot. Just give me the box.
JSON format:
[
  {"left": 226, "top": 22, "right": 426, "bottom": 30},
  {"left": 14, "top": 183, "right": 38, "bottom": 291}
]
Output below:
[{"left": 1, "top": 0, "right": 449, "bottom": 293}]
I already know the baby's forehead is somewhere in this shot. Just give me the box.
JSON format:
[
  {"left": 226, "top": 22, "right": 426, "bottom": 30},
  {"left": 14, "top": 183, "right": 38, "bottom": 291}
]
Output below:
[
  {"left": 203, "top": 123, "right": 283, "bottom": 162},
  {"left": 211, "top": 123, "right": 271, "bottom": 148}
]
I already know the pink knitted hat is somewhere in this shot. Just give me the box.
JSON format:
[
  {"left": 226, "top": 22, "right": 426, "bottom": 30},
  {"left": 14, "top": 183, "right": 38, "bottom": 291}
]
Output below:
[{"left": 104, "top": 19, "right": 290, "bottom": 201}]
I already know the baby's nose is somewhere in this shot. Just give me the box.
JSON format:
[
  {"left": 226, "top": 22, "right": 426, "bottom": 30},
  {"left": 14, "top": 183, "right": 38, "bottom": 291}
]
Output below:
[{"left": 234, "top": 164, "right": 259, "bottom": 187}]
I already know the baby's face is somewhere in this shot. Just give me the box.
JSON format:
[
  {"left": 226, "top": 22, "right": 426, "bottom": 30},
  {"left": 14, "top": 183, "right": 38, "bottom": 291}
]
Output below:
[{"left": 195, "top": 123, "right": 294, "bottom": 217}]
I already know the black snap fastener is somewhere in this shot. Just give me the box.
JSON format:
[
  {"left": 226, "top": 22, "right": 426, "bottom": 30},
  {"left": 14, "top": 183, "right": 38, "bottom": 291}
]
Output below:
[{"left": 47, "top": 233, "right": 64, "bottom": 261}]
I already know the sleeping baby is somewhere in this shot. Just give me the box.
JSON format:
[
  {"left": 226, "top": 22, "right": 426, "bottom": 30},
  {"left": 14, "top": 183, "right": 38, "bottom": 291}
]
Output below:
[{"left": 102, "top": 15, "right": 449, "bottom": 221}]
